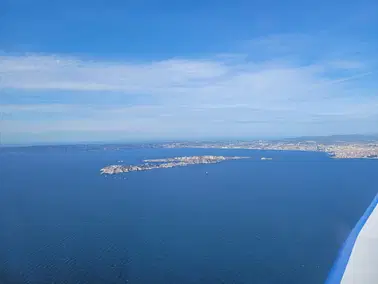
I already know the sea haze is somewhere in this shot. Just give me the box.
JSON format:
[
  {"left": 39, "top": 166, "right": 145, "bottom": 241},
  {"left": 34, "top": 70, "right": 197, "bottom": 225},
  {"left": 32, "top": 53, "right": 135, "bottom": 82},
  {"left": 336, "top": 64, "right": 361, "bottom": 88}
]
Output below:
[{"left": 0, "top": 147, "right": 377, "bottom": 284}]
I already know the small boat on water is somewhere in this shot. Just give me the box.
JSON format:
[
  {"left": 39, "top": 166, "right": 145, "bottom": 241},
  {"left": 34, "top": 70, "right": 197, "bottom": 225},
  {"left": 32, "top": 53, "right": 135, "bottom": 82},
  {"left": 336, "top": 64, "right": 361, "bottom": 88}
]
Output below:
[{"left": 261, "top": 157, "right": 273, "bottom": 160}]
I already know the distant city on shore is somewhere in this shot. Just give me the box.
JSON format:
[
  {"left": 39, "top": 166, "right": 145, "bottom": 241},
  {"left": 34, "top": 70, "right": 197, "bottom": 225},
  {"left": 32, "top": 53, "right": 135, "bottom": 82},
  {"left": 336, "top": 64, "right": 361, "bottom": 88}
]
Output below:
[
  {"left": 2, "top": 134, "right": 378, "bottom": 159},
  {"left": 159, "top": 135, "right": 378, "bottom": 159}
]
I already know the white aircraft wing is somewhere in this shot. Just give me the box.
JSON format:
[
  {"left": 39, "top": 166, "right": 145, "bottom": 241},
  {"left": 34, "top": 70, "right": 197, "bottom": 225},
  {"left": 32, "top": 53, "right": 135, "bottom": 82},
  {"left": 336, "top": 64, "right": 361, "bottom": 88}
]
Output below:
[{"left": 326, "top": 194, "right": 378, "bottom": 283}]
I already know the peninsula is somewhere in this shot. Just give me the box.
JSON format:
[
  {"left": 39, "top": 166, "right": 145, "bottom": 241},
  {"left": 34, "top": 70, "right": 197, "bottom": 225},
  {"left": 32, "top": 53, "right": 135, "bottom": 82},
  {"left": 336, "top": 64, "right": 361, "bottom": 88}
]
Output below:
[
  {"left": 159, "top": 136, "right": 378, "bottom": 159},
  {"left": 100, "top": 155, "right": 249, "bottom": 175}
]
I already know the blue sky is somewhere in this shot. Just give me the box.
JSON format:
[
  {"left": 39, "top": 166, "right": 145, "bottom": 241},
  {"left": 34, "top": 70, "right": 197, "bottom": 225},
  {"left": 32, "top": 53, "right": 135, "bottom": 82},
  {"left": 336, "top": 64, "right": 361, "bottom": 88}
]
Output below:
[{"left": 1, "top": 0, "right": 377, "bottom": 144}]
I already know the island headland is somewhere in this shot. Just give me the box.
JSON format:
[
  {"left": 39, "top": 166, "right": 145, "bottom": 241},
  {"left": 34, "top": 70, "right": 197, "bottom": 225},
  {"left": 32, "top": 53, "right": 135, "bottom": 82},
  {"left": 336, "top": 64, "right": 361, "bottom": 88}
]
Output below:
[{"left": 101, "top": 155, "right": 249, "bottom": 175}]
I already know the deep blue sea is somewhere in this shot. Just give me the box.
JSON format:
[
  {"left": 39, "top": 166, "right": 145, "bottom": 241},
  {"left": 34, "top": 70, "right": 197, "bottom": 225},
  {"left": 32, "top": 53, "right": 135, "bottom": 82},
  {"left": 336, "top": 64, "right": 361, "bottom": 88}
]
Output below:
[{"left": 0, "top": 147, "right": 377, "bottom": 284}]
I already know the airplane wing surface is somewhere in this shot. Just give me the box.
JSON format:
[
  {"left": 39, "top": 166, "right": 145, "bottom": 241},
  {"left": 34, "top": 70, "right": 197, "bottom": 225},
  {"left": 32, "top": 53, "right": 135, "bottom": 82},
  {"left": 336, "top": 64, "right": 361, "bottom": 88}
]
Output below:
[{"left": 326, "top": 194, "right": 378, "bottom": 283}]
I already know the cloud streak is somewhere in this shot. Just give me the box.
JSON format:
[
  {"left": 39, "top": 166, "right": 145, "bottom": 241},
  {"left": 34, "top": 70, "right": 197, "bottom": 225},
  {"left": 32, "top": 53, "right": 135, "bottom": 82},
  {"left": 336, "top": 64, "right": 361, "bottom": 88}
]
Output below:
[
  {"left": 1, "top": 33, "right": 377, "bottom": 143},
  {"left": 0, "top": 55, "right": 228, "bottom": 92}
]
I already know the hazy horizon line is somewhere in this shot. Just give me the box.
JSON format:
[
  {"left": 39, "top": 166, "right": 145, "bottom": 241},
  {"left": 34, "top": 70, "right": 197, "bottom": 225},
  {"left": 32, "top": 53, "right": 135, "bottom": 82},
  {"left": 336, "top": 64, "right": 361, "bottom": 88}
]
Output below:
[{"left": 1, "top": 132, "right": 377, "bottom": 148}]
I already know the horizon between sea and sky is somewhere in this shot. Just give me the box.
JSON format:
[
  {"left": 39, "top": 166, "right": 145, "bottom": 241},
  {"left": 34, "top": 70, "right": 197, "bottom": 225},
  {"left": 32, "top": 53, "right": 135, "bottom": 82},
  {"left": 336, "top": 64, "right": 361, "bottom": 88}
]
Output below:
[{"left": 1, "top": 0, "right": 378, "bottom": 145}]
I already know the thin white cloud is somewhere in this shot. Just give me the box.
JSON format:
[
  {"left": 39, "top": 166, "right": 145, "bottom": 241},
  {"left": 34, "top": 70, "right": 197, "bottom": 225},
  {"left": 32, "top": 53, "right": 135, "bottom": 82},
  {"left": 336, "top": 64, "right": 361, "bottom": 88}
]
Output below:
[
  {"left": 1, "top": 33, "right": 377, "bottom": 142},
  {"left": 0, "top": 104, "right": 79, "bottom": 112},
  {"left": 0, "top": 55, "right": 228, "bottom": 92},
  {"left": 326, "top": 60, "right": 366, "bottom": 70}
]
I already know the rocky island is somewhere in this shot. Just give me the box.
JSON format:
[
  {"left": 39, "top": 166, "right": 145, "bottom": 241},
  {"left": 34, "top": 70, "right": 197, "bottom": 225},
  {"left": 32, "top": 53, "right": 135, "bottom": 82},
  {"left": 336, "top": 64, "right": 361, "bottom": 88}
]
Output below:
[{"left": 100, "top": 155, "right": 249, "bottom": 175}]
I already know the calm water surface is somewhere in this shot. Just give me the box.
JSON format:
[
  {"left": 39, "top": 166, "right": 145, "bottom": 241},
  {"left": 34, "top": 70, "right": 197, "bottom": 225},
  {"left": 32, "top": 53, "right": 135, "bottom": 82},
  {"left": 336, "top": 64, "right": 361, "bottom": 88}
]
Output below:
[{"left": 0, "top": 147, "right": 377, "bottom": 283}]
